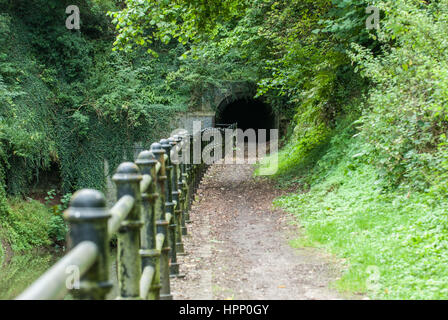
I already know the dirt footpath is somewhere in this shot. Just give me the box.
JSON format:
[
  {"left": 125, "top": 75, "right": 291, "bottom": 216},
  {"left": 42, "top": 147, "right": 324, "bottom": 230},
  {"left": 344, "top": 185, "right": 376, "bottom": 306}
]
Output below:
[{"left": 171, "top": 160, "right": 355, "bottom": 300}]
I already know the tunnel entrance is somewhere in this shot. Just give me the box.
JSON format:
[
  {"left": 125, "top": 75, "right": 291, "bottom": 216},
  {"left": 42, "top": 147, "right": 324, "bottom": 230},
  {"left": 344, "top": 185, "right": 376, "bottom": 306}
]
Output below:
[{"left": 216, "top": 98, "right": 276, "bottom": 140}]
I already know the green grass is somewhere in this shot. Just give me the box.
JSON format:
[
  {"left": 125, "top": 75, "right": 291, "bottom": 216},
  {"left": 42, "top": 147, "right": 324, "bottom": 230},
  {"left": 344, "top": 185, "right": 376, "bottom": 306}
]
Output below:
[
  {"left": 288, "top": 236, "right": 315, "bottom": 249},
  {"left": 0, "top": 198, "right": 56, "bottom": 253},
  {"left": 0, "top": 237, "right": 3, "bottom": 262},
  {"left": 276, "top": 163, "right": 448, "bottom": 299},
  {"left": 0, "top": 249, "right": 61, "bottom": 299},
  {"left": 258, "top": 124, "right": 448, "bottom": 299}
]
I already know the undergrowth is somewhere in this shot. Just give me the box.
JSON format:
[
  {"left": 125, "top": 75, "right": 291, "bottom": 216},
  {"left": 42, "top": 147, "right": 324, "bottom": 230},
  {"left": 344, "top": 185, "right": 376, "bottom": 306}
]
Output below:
[
  {"left": 259, "top": 121, "right": 448, "bottom": 299},
  {"left": 254, "top": 0, "right": 448, "bottom": 299},
  {"left": 0, "top": 198, "right": 56, "bottom": 255}
]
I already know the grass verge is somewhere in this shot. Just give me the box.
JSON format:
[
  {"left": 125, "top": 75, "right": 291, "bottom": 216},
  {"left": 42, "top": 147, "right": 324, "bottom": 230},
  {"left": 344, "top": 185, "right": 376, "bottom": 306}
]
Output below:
[
  {"left": 258, "top": 122, "right": 448, "bottom": 299},
  {"left": 0, "top": 197, "right": 65, "bottom": 254}
]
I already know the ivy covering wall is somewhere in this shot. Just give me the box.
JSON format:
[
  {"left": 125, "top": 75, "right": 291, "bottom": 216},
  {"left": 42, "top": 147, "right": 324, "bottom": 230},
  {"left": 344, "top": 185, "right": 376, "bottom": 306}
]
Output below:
[{"left": 0, "top": 0, "right": 191, "bottom": 252}]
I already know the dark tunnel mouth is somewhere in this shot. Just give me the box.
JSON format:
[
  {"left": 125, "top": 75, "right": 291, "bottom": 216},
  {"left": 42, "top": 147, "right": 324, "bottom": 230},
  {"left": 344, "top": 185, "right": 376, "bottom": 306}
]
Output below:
[{"left": 215, "top": 98, "right": 276, "bottom": 140}]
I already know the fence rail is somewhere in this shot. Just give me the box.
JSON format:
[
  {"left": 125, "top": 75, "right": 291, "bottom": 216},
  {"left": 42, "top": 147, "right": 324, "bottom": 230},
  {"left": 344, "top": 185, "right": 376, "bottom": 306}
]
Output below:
[{"left": 16, "top": 124, "right": 237, "bottom": 300}]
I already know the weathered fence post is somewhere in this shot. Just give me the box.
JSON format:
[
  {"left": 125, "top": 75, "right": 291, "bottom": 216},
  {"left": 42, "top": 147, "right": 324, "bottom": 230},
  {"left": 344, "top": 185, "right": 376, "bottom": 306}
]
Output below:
[
  {"left": 197, "top": 130, "right": 206, "bottom": 191},
  {"left": 193, "top": 132, "right": 201, "bottom": 198},
  {"left": 150, "top": 142, "right": 172, "bottom": 300},
  {"left": 112, "top": 162, "right": 143, "bottom": 300},
  {"left": 136, "top": 150, "right": 160, "bottom": 300},
  {"left": 160, "top": 138, "right": 181, "bottom": 277},
  {"left": 186, "top": 133, "right": 195, "bottom": 217},
  {"left": 177, "top": 134, "right": 189, "bottom": 236},
  {"left": 171, "top": 135, "right": 185, "bottom": 255},
  {"left": 64, "top": 189, "right": 112, "bottom": 300}
]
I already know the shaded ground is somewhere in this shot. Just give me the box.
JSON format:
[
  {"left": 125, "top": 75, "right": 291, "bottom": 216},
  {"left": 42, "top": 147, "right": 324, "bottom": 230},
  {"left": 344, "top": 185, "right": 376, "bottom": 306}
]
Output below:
[{"left": 171, "top": 149, "right": 358, "bottom": 300}]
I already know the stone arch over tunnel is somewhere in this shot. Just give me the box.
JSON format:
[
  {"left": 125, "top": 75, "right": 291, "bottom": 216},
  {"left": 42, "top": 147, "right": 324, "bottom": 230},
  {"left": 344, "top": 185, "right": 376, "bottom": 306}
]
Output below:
[{"left": 215, "top": 97, "right": 277, "bottom": 140}]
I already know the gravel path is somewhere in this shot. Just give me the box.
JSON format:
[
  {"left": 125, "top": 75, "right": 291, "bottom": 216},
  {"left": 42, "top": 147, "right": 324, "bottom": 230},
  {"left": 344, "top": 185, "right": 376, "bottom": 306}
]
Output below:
[{"left": 171, "top": 147, "right": 356, "bottom": 300}]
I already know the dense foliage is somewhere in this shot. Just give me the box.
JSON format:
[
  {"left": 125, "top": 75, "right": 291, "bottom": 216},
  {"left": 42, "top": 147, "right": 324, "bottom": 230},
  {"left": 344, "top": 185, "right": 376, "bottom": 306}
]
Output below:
[
  {"left": 263, "top": 0, "right": 448, "bottom": 298},
  {"left": 0, "top": 0, "right": 188, "bottom": 253},
  {"left": 1, "top": 0, "right": 448, "bottom": 299},
  {"left": 110, "top": 0, "right": 448, "bottom": 298}
]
